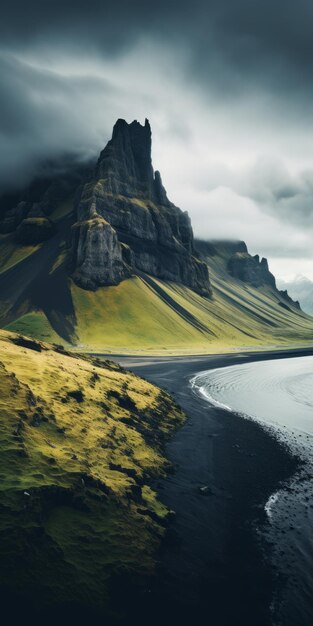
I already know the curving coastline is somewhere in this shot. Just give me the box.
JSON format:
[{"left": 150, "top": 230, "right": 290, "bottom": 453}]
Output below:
[
  {"left": 113, "top": 348, "right": 313, "bottom": 626},
  {"left": 191, "top": 355, "right": 313, "bottom": 626}
]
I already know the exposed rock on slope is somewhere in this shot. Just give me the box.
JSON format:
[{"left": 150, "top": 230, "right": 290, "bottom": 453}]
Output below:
[
  {"left": 196, "top": 239, "right": 301, "bottom": 310},
  {"left": 197, "top": 239, "right": 277, "bottom": 289},
  {"left": 277, "top": 289, "right": 300, "bottom": 310},
  {"left": 227, "top": 251, "right": 276, "bottom": 288},
  {"left": 71, "top": 119, "right": 211, "bottom": 296},
  {"left": 277, "top": 275, "right": 313, "bottom": 315},
  {"left": 0, "top": 122, "right": 310, "bottom": 350},
  {"left": 71, "top": 216, "right": 126, "bottom": 289},
  {"left": 197, "top": 239, "right": 276, "bottom": 289}
]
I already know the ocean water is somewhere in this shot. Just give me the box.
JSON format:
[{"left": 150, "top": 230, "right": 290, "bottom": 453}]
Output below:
[{"left": 191, "top": 356, "right": 313, "bottom": 626}]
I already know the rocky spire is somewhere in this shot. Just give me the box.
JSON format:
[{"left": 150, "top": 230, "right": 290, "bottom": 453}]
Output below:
[
  {"left": 111, "top": 118, "right": 153, "bottom": 182},
  {"left": 71, "top": 118, "right": 211, "bottom": 295},
  {"left": 96, "top": 118, "right": 170, "bottom": 205},
  {"left": 96, "top": 119, "right": 151, "bottom": 197}
]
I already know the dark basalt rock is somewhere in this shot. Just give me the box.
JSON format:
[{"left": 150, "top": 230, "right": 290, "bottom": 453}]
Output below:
[
  {"left": 71, "top": 118, "right": 211, "bottom": 296},
  {"left": 227, "top": 252, "right": 276, "bottom": 288},
  {"left": 0, "top": 201, "right": 31, "bottom": 234},
  {"left": 195, "top": 239, "right": 248, "bottom": 258},
  {"left": 16, "top": 217, "right": 56, "bottom": 244},
  {"left": 196, "top": 239, "right": 299, "bottom": 307},
  {"left": 71, "top": 215, "right": 127, "bottom": 289},
  {"left": 11, "top": 336, "right": 43, "bottom": 352},
  {"left": 278, "top": 289, "right": 301, "bottom": 310},
  {"left": 96, "top": 118, "right": 156, "bottom": 199}
]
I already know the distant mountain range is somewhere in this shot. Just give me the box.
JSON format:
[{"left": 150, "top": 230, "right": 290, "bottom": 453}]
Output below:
[
  {"left": 277, "top": 275, "right": 313, "bottom": 316},
  {"left": 0, "top": 118, "right": 312, "bottom": 352}
]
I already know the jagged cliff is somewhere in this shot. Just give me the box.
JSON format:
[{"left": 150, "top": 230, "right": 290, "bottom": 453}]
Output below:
[
  {"left": 227, "top": 248, "right": 276, "bottom": 289},
  {"left": 195, "top": 239, "right": 301, "bottom": 309},
  {"left": 71, "top": 119, "right": 211, "bottom": 295},
  {"left": 0, "top": 119, "right": 211, "bottom": 295},
  {"left": 0, "top": 119, "right": 311, "bottom": 351},
  {"left": 278, "top": 276, "right": 313, "bottom": 316}
]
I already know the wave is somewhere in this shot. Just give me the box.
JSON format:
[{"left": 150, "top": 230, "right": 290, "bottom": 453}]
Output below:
[{"left": 190, "top": 355, "right": 313, "bottom": 625}]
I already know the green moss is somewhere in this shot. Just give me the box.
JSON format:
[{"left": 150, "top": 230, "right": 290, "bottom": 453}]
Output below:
[
  {"left": 142, "top": 485, "right": 169, "bottom": 519},
  {"left": 72, "top": 215, "right": 110, "bottom": 229},
  {"left": 0, "top": 330, "right": 185, "bottom": 616},
  {"left": 0, "top": 234, "right": 40, "bottom": 274},
  {"left": 71, "top": 277, "right": 204, "bottom": 351},
  {"left": 2, "top": 225, "right": 313, "bottom": 354},
  {"left": 19, "top": 217, "right": 49, "bottom": 226},
  {"left": 6, "top": 312, "right": 63, "bottom": 344},
  {"left": 68, "top": 272, "right": 313, "bottom": 353}
]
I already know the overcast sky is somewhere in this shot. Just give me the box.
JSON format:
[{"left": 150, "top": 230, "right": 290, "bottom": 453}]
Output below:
[{"left": 1, "top": 0, "right": 313, "bottom": 280}]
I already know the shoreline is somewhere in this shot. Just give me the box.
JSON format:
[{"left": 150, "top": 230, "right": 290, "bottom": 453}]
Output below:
[
  {"left": 84, "top": 342, "right": 313, "bottom": 358},
  {"left": 111, "top": 348, "right": 313, "bottom": 626}
]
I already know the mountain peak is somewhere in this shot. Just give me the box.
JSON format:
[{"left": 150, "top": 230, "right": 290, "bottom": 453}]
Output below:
[
  {"left": 96, "top": 118, "right": 155, "bottom": 198},
  {"left": 72, "top": 118, "right": 211, "bottom": 294},
  {"left": 112, "top": 117, "right": 151, "bottom": 139}
]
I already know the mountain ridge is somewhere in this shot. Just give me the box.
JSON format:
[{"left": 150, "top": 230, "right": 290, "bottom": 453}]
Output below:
[
  {"left": 0, "top": 118, "right": 312, "bottom": 352},
  {"left": 71, "top": 118, "right": 210, "bottom": 295},
  {"left": 277, "top": 275, "right": 313, "bottom": 316}
]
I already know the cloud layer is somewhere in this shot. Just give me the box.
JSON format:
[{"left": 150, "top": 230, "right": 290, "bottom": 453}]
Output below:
[{"left": 1, "top": 1, "right": 313, "bottom": 279}]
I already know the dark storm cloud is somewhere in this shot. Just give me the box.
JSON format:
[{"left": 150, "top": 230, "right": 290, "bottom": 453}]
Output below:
[
  {"left": 0, "top": 53, "right": 122, "bottom": 188},
  {"left": 2, "top": 0, "right": 313, "bottom": 273},
  {"left": 2, "top": 0, "right": 313, "bottom": 144},
  {"left": 2, "top": 0, "right": 313, "bottom": 91}
]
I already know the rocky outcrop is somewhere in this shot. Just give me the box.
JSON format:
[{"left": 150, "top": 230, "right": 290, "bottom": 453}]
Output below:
[
  {"left": 227, "top": 252, "right": 276, "bottom": 288},
  {"left": 278, "top": 289, "right": 301, "bottom": 310},
  {"left": 71, "top": 119, "right": 211, "bottom": 296},
  {"left": 196, "top": 238, "right": 276, "bottom": 289},
  {"left": 196, "top": 238, "right": 301, "bottom": 309},
  {"left": 16, "top": 217, "right": 56, "bottom": 245},
  {"left": 195, "top": 239, "right": 248, "bottom": 259},
  {"left": 277, "top": 276, "right": 312, "bottom": 314},
  {"left": 71, "top": 216, "right": 127, "bottom": 290}
]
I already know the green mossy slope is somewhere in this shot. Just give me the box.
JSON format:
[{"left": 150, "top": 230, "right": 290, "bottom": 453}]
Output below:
[
  {"left": 67, "top": 275, "right": 313, "bottom": 352},
  {"left": 5, "top": 311, "right": 64, "bottom": 344},
  {"left": 1, "top": 229, "right": 313, "bottom": 353},
  {"left": 6, "top": 271, "right": 313, "bottom": 353},
  {"left": 0, "top": 330, "right": 184, "bottom": 618},
  {"left": 0, "top": 233, "right": 40, "bottom": 274}
]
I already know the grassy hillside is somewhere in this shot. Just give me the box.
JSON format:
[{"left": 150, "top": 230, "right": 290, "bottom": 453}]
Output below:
[
  {"left": 6, "top": 310, "right": 64, "bottom": 344},
  {"left": 0, "top": 329, "right": 184, "bottom": 619},
  {"left": 6, "top": 274, "right": 313, "bottom": 354},
  {"left": 0, "top": 233, "right": 40, "bottom": 274},
  {"left": 1, "top": 230, "right": 313, "bottom": 353}
]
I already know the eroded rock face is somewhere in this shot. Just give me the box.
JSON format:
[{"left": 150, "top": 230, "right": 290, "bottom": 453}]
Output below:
[
  {"left": 227, "top": 252, "right": 276, "bottom": 288},
  {"left": 71, "top": 216, "right": 126, "bottom": 290},
  {"left": 71, "top": 119, "right": 211, "bottom": 296},
  {"left": 278, "top": 289, "right": 301, "bottom": 310}
]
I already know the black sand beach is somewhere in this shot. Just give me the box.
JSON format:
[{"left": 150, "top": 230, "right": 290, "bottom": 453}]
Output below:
[{"left": 111, "top": 348, "right": 313, "bottom": 626}]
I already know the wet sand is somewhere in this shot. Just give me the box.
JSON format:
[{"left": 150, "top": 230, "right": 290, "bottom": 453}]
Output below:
[{"left": 111, "top": 347, "right": 313, "bottom": 626}]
